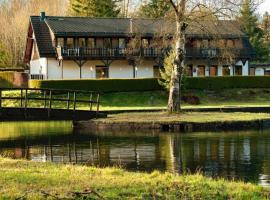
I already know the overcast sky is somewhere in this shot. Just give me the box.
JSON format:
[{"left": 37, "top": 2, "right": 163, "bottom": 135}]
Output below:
[{"left": 258, "top": 0, "right": 270, "bottom": 14}]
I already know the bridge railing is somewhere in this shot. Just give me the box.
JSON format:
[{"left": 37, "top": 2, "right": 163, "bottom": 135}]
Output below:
[{"left": 0, "top": 88, "right": 101, "bottom": 115}]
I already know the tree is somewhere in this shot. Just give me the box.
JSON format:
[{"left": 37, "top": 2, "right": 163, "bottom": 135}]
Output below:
[
  {"left": 0, "top": 43, "right": 9, "bottom": 68},
  {"left": 237, "top": 0, "right": 268, "bottom": 61},
  {"left": 0, "top": 0, "right": 66, "bottom": 68},
  {"left": 138, "top": 0, "right": 171, "bottom": 18},
  {"left": 69, "top": 0, "right": 121, "bottom": 17},
  {"left": 163, "top": 0, "right": 250, "bottom": 112}
]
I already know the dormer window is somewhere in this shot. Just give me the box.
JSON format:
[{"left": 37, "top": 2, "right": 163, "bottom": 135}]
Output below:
[
  {"left": 87, "top": 38, "right": 95, "bottom": 48},
  {"left": 67, "top": 38, "right": 74, "bottom": 48},
  {"left": 78, "top": 38, "right": 86, "bottom": 47},
  {"left": 57, "top": 38, "right": 64, "bottom": 47}
]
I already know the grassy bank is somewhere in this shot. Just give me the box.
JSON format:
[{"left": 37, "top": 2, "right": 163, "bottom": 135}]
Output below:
[
  {"left": 94, "top": 112, "right": 270, "bottom": 123},
  {"left": 2, "top": 88, "right": 270, "bottom": 111},
  {"left": 0, "top": 158, "right": 268, "bottom": 199}
]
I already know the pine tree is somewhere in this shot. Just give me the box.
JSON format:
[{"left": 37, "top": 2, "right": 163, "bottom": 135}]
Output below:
[
  {"left": 237, "top": 0, "right": 268, "bottom": 61},
  {"left": 69, "top": 0, "right": 120, "bottom": 17},
  {"left": 138, "top": 0, "right": 171, "bottom": 18}
]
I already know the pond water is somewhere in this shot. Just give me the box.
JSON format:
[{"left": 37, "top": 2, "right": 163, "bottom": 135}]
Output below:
[{"left": 0, "top": 121, "right": 270, "bottom": 186}]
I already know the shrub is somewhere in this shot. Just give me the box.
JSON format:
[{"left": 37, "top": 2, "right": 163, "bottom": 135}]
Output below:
[
  {"left": 0, "top": 72, "right": 28, "bottom": 88},
  {"left": 29, "top": 78, "right": 162, "bottom": 92},
  {"left": 185, "top": 76, "right": 270, "bottom": 90},
  {"left": 29, "top": 76, "right": 270, "bottom": 92}
]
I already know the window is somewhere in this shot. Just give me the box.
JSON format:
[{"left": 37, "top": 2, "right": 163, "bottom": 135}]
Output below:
[
  {"left": 119, "top": 38, "right": 126, "bottom": 48},
  {"left": 96, "top": 38, "right": 104, "bottom": 48},
  {"left": 153, "top": 65, "right": 163, "bottom": 78},
  {"left": 249, "top": 67, "right": 255, "bottom": 76},
  {"left": 56, "top": 38, "right": 64, "bottom": 47},
  {"left": 222, "top": 65, "right": 230, "bottom": 76},
  {"left": 78, "top": 38, "right": 86, "bottom": 47},
  {"left": 185, "top": 65, "right": 193, "bottom": 76},
  {"left": 226, "top": 39, "right": 234, "bottom": 48},
  {"left": 96, "top": 66, "right": 109, "bottom": 78},
  {"left": 104, "top": 38, "right": 112, "bottom": 48},
  {"left": 87, "top": 38, "right": 95, "bottom": 48},
  {"left": 142, "top": 38, "right": 149, "bottom": 48},
  {"left": 112, "top": 38, "right": 119, "bottom": 48},
  {"left": 210, "top": 65, "right": 217, "bottom": 76},
  {"left": 235, "top": 65, "right": 242, "bottom": 76},
  {"left": 197, "top": 65, "right": 205, "bottom": 77},
  {"left": 265, "top": 70, "right": 270, "bottom": 76},
  {"left": 67, "top": 38, "right": 74, "bottom": 48}
]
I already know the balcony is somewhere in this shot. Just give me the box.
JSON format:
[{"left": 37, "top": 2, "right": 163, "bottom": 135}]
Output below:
[
  {"left": 56, "top": 47, "right": 163, "bottom": 60},
  {"left": 186, "top": 48, "right": 255, "bottom": 59}
]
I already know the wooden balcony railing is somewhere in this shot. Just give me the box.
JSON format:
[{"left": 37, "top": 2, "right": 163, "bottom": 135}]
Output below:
[
  {"left": 57, "top": 47, "right": 164, "bottom": 59},
  {"left": 186, "top": 48, "right": 255, "bottom": 59},
  {"left": 56, "top": 46, "right": 255, "bottom": 60}
]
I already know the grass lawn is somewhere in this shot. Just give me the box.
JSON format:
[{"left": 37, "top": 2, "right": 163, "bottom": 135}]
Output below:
[
  {"left": 2, "top": 88, "right": 270, "bottom": 111},
  {"left": 0, "top": 158, "right": 268, "bottom": 199},
  {"left": 94, "top": 111, "right": 270, "bottom": 123}
]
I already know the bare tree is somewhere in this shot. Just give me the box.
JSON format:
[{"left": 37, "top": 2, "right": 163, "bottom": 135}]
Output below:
[
  {"left": 0, "top": 0, "right": 67, "bottom": 68},
  {"left": 163, "top": 0, "right": 261, "bottom": 112}
]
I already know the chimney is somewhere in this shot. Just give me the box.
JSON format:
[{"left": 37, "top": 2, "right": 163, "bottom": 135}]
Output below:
[{"left": 40, "top": 12, "right": 46, "bottom": 21}]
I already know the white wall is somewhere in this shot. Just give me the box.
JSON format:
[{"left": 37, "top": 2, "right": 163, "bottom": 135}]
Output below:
[
  {"left": 217, "top": 66, "right": 222, "bottom": 76},
  {"left": 136, "top": 60, "right": 154, "bottom": 78},
  {"left": 255, "top": 68, "right": 264, "bottom": 76},
  {"left": 109, "top": 61, "right": 133, "bottom": 78},
  {"left": 47, "top": 58, "right": 61, "bottom": 79},
  {"left": 30, "top": 58, "right": 48, "bottom": 78}
]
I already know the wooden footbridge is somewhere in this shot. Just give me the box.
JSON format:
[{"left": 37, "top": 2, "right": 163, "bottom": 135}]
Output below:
[{"left": 0, "top": 88, "right": 106, "bottom": 121}]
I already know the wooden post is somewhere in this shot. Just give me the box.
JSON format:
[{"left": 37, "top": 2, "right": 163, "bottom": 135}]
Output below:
[
  {"left": 96, "top": 93, "right": 100, "bottom": 114},
  {"left": 67, "top": 92, "right": 70, "bottom": 109},
  {"left": 89, "top": 93, "right": 93, "bottom": 111},
  {"left": 48, "top": 90, "right": 52, "bottom": 118},
  {"left": 44, "top": 90, "right": 47, "bottom": 108},
  {"left": 0, "top": 89, "right": 2, "bottom": 108},
  {"left": 20, "top": 89, "right": 23, "bottom": 107},
  {"left": 73, "top": 92, "right": 76, "bottom": 112},
  {"left": 24, "top": 89, "right": 28, "bottom": 119}
]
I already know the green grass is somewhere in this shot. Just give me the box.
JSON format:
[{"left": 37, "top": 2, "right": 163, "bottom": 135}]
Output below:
[
  {"left": 2, "top": 88, "right": 270, "bottom": 111},
  {"left": 94, "top": 112, "right": 270, "bottom": 123},
  {"left": 0, "top": 158, "right": 268, "bottom": 199}
]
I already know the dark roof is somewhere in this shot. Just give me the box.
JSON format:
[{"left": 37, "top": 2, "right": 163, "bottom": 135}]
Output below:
[
  {"left": 43, "top": 16, "right": 245, "bottom": 38},
  {"left": 26, "top": 16, "right": 250, "bottom": 61},
  {"left": 30, "top": 16, "right": 55, "bottom": 57}
]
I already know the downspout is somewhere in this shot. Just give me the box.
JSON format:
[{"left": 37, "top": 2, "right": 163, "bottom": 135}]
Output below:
[{"left": 46, "top": 58, "right": 48, "bottom": 79}]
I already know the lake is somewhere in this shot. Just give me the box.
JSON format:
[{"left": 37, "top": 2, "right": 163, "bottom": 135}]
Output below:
[{"left": 0, "top": 121, "right": 270, "bottom": 186}]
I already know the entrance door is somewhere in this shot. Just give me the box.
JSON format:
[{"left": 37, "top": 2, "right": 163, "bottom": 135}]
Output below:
[
  {"left": 235, "top": 65, "right": 242, "bottom": 76},
  {"left": 96, "top": 66, "right": 109, "bottom": 79}
]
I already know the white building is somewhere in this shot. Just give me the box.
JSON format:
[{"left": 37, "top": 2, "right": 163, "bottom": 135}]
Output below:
[{"left": 24, "top": 12, "right": 257, "bottom": 80}]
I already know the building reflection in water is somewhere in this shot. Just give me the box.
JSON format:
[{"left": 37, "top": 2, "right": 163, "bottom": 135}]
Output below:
[{"left": 0, "top": 129, "right": 270, "bottom": 186}]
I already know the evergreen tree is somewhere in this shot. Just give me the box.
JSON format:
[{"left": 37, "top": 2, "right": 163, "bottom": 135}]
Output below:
[
  {"left": 138, "top": 0, "right": 171, "bottom": 18},
  {"left": 69, "top": 0, "right": 120, "bottom": 17},
  {"left": 237, "top": 0, "right": 268, "bottom": 61}
]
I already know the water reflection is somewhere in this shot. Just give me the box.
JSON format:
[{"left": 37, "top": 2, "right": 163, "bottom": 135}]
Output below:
[{"left": 0, "top": 122, "right": 270, "bottom": 186}]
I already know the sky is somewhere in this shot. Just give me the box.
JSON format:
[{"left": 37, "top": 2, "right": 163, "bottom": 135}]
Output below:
[{"left": 258, "top": 0, "right": 270, "bottom": 14}]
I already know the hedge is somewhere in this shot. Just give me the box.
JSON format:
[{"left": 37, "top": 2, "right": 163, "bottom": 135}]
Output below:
[
  {"left": 185, "top": 76, "right": 270, "bottom": 90},
  {"left": 29, "top": 76, "right": 270, "bottom": 92},
  {"left": 29, "top": 78, "right": 162, "bottom": 92}
]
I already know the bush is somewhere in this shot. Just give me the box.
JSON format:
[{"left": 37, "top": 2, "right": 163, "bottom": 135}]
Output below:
[
  {"left": 185, "top": 76, "right": 270, "bottom": 90},
  {"left": 29, "top": 78, "right": 162, "bottom": 92},
  {"left": 29, "top": 76, "right": 270, "bottom": 92}
]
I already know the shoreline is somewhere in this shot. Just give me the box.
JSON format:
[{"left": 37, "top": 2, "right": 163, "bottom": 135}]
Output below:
[
  {"left": 74, "top": 119, "right": 270, "bottom": 132},
  {"left": 73, "top": 112, "right": 270, "bottom": 132}
]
